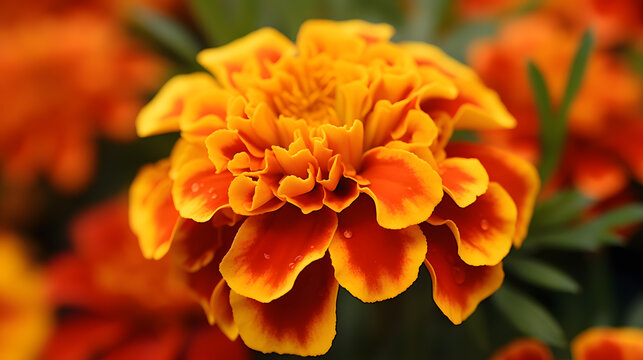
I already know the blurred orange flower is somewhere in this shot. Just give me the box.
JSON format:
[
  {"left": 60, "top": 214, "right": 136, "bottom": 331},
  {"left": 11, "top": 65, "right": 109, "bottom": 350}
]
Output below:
[
  {"left": 130, "top": 20, "right": 539, "bottom": 355},
  {"left": 491, "top": 327, "right": 643, "bottom": 360},
  {"left": 0, "top": 231, "right": 52, "bottom": 360},
  {"left": 470, "top": 14, "right": 643, "bottom": 200},
  {"left": 543, "top": 0, "right": 643, "bottom": 47},
  {"left": 0, "top": 8, "right": 164, "bottom": 192},
  {"left": 572, "top": 327, "right": 643, "bottom": 360},
  {"left": 43, "top": 197, "right": 250, "bottom": 360},
  {"left": 491, "top": 338, "right": 553, "bottom": 360}
]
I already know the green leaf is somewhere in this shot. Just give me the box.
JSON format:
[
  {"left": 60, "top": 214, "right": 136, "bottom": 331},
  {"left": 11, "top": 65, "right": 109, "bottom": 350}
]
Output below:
[
  {"left": 128, "top": 4, "right": 201, "bottom": 67},
  {"left": 527, "top": 62, "right": 557, "bottom": 183},
  {"left": 531, "top": 189, "right": 594, "bottom": 230},
  {"left": 492, "top": 285, "right": 566, "bottom": 347},
  {"left": 524, "top": 204, "right": 643, "bottom": 251},
  {"left": 505, "top": 258, "right": 580, "bottom": 293},
  {"left": 188, "top": 0, "right": 260, "bottom": 46},
  {"left": 530, "top": 31, "right": 594, "bottom": 183},
  {"left": 559, "top": 31, "right": 595, "bottom": 120}
]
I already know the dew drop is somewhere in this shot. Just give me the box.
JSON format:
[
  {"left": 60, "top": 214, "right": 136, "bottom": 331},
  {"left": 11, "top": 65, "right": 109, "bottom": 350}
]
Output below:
[
  {"left": 207, "top": 187, "right": 215, "bottom": 194},
  {"left": 210, "top": 193, "right": 218, "bottom": 200},
  {"left": 343, "top": 229, "right": 353, "bottom": 239},
  {"left": 263, "top": 253, "right": 271, "bottom": 260},
  {"left": 452, "top": 265, "right": 466, "bottom": 285},
  {"left": 480, "top": 219, "right": 489, "bottom": 231},
  {"left": 309, "top": 245, "right": 315, "bottom": 250},
  {"left": 288, "top": 262, "right": 296, "bottom": 270},
  {"left": 294, "top": 255, "right": 303, "bottom": 263},
  {"left": 191, "top": 183, "right": 200, "bottom": 192}
]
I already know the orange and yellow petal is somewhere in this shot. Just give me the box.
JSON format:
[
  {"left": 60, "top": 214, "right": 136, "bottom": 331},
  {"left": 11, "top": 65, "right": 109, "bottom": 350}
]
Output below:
[
  {"left": 430, "top": 182, "right": 516, "bottom": 266},
  {"left": 439, "top": 157, "right": 489, "bottom": 207},
  {"left": 297, "top": 19, "right": 394, "bottom": 60},
  {"left": 0, "top": 232, "right": 51, "bottom": 360},
  {"left": 197, "top": 28, "right": 295, "bottom": 89},
  {"left": 179, "top": 86, "right": 231, "bottom": 142},
  {"left": 490, "top": 338, "right": 553, "bottom": 360},
  {"left": 572, "top": 327, "right": 643, "bottom": 360},
  {"left": 129, "top": 160, "right": 179, "bottom": 259},
  {"left": 220, "top": 205, "right": 337, "bottom": 303},
  {"left": 447, "top": 143, "right": 539, "bottom": 247},
  {"left": 229, "top": 255, "right": 338, "bottom": 356},
  {"left": 329, "top": 196, "right": 426, "bottom": 302},
  {"left": 171, "top": 159, "right": 234, "bottom": 223},
  {"left": 210, "top": 279, "right": 239, "bottom": 340},
  {"left": 171, "top": 219, "right": 223, "bottom": 272},
  {"left": 358, "top": 147, "right": 443, "bottom": 230},
  {"left": 136, "top": 73, "right": 219, "bottom": 137},
  {"left": 422, "top": 224, "right": 504, "bottom": 325}
]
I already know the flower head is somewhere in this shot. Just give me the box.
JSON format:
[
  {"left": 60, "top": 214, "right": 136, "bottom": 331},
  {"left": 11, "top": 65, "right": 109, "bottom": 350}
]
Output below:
[
  {"left": 131, "top": 20, "right": 539, "bottom": 355},
  {"left": 0, "top": 10, "right": 164, "bottom": 192}
]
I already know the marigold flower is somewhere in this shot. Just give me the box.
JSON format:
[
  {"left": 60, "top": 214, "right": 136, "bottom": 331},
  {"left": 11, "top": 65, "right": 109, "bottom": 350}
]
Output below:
[
  {"left": 492, "top": 328, "right": 643, "bottom": 360},
  {"left": 0, "top": 231, "right": 51, "bottom": 360},
  {"left": 44, "top": 197, "right": 250, "bottom": 360},
  {"left": 470, "top": 14, "right": 642, "bottom": 200},
  {"left": 572, "top": 327, "right": 643, "bottom": 360},
  {"left": 130, "top": 20, "right": 539, "bottom": 355},
  {"left": 491, "top": 338, "right": 553, "bottom": 360},
  {"left": 0, "top": 10, "right": 164, "bottom": 192}
]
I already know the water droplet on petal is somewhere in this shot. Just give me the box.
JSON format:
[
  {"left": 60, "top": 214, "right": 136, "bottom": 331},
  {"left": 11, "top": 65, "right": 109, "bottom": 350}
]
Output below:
[
  {"left": 207, "top": 187, "right": 215, "bottom": 194},
  {"left": 294, "top": 255, "right": 303, "bottom": 263},
  {"left": 343, "top": 230, "right": 353, "bottom": 239},
  {"left": 288, "top": 262, "right": 296, "bottom": 270},
  {"left": 480, "top": 219, "right": 489, "bottom": 231},
  {"left": 191, "top": 183, "right": 200, "bottom": 192},
  {"left": 210, "top": 193, "right": 218, "bottom": 200},
  {"left": 452, "top": 265, "right": 466, "bottom": 285},
  {"left": 309, "top": 245, "right": 315, "bottom": 250},
  {"left": 263, "top": 253, "right": 271, "bottom": 260}
]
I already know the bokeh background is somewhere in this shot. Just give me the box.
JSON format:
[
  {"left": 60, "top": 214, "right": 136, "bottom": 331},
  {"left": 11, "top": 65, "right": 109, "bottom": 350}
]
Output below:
[{"left": 1, "top": 0, "right": 642, "bottom": 359}]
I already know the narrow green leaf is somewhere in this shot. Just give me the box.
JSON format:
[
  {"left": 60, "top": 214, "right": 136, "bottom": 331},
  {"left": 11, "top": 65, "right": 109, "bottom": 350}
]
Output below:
[
  {"left": 527, "top": 62, "right": 557, "bottom": 183},
  {"left": 524, "top": 204, "right": 643, "bottom": 251},
  {"left": 559, "top": 31, "right": 595, "bottom": 120},
  {"left": 505, "top": 258, "right": 580, "bottom": 293},
  {"left": 492, "top": 285, "right": 566, "bottom": 347},
  {"left": 531, "top": 189, "right": 594, "bottom": 230},
  {"left": 530, "top": 31, "right": 594, "bottom": 183},
  {"left": 128, "top": 5, "right": 201, "bottom": 67}
]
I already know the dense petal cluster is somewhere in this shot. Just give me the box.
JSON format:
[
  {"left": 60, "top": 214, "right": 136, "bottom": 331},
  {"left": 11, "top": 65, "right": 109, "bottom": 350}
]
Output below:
[
  {"left": 0, "top": 8, "right": 164, "bottom": 192},
  {"left": 0, "top": 231, "right": 51, "bottom": 360},
  {"left": 44, "top": 198, "right": 250, "bottom": 360},
  {"left": 470, "top": 14, "right": 643, "bottom": 200},
  {"left": 130, "top": 20, "right": 539, "bottom": 355}
]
